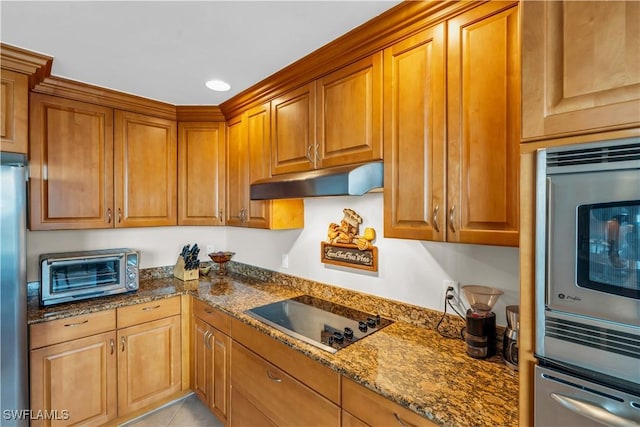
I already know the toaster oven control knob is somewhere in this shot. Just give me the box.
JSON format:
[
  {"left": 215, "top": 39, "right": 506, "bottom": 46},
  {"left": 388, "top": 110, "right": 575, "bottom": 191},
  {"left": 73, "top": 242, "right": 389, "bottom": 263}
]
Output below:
[
  {"left": 358, "top": 321, "right": 368, "bottom": 332},
  {"left": 343, "top": 327, "right": 354, "bottom": 340},
  {"left": 366, "top": 317, "right": 377, "bottom": 328},
  {"left": 332, "top": 332, "right": 344, "bottom": 344}
]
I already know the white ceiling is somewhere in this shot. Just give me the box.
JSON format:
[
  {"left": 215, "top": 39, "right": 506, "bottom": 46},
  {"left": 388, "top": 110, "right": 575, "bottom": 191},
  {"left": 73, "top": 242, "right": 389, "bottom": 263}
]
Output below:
[{"left": 1, "top": 1, "right": 401, "bottom": 105}]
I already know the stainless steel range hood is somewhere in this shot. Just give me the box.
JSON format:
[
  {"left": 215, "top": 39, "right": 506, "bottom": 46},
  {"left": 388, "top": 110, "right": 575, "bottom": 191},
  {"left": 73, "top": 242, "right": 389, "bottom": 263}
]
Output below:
[{"left": 250, "top": 162, "right": 383, "bottom": 200}]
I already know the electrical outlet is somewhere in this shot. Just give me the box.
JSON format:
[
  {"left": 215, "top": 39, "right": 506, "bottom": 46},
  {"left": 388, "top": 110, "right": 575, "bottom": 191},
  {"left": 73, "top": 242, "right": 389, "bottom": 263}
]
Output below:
[
  {"left": 444, "top": 279, "right": 459, "bottom": 295},
  {"left": 281, "top": 253, "right": 289, "bottom": 269},
  {"left": 206, "top": 244, "right": 215, "bottom": 255},
  {"left": 442, "top": 279, "right": 460, "bottom": 310}
]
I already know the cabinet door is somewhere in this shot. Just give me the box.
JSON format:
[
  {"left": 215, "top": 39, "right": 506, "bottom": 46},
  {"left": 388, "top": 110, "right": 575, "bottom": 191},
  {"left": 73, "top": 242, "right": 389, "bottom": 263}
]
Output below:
[
  {"left": 317, "top": 53, "right": 383, "bottom": 169},
  {"left": 210, "top": 329, "right": 230, "bottom": 422},
  {"left": 270, "top": 82, "right": 316, "bottom": 175},
  {"left": 193, "top": 317, "right": 211, "bottom": 405},
  {"left": 383, "top": 24, "right": 446, "bottom": 241},
  {"left": 29, "top": 93, "right": 114, "bottom": 230},
  {"left": 30, "top": 331, "right": 117, "bottom": 427},
  {"left": 447, "top": 1, "right": 520, "bottom": 247},
  {"left": 521, "top": 1, "right": 640, "bottom": 140},
  {"left": 246, "top": 103, "right": 271, "bottom": 228},
  {"left": 178, "top": 122, "right": 225, "bottom": 225},
  {"left": 1, "top": 69, "right": 28, "bottom": 154},
  {"left": 114, "top": 110, "right": 177, "bottom": 227},
  {"left": 226, "top": 114, "right": 248, "bottom": 226},
  {"left": 117, "top": 315, "right": 181, "bottom": 416}
]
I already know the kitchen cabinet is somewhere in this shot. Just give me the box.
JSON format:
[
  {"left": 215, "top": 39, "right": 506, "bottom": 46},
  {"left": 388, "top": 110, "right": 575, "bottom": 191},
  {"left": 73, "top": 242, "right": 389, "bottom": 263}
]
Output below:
[
  {"left": 271, "top": 54, "right": 383, "bottom": 175},
  {"left": 192, "top": 300, "right": 230, "bottom": 423},
  {"left": 30, "top": 310, "right": 118, "bottom": 427},
  {"left": 226, "top": 103, "right": 304, "bottom": 229},
  {"left": 230, "top": 317, "right": 341, "bottom": 426},
  {"left": 114, "top": 110, "right": 177, "bottom": 227},
  {"left": 178, "top": 122, "right": 225, "bottom": 225},
  {"left": 383, "top": 1, "right": 519, "bottom": 247},
  {"left": 341, "top": 378, "right": 437, "bottom": 427},
  {"left": 29, "top": 93, "right": 115, "bottom": 230},
  {"left": 1, "top": 69, "right": 28, "bottom": 154},
  {"left": 521, "top": 1, "right": 640, "bottom": 141},
  {"left": 116, "top": 297, "right": 182, "bottom": 416},
  {"left": 29, "top": 94, "right": 178, "bottom": 230}
]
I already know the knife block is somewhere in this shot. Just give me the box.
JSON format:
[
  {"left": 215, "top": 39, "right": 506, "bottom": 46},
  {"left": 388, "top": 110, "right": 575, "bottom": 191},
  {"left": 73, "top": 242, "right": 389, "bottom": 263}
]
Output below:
[{"left": 173, "top": 257, "right": 199, "bottom": 281}]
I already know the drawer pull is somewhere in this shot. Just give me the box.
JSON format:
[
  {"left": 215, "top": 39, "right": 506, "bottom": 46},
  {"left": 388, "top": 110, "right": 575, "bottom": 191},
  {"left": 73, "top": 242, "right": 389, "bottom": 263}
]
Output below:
[
  {"left": 393, "top": 413, "right": 417, "bottom": 427},
  {"left": 64, "top": 320, "right": 89, "bottom": 328},
  {"left": 266, "top": 370, "right": 282, "bottom": 383},
  {"left": 204, "top": 309, "right": 215, "bottom": 314},
  {"left": 142, "top": 305, "right": 161, "bottom": 311}
]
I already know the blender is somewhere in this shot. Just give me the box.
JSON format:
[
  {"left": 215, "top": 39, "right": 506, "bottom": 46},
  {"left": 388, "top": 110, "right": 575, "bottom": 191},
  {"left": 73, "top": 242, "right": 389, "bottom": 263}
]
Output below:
[{"left": 461, "top": 285, "right": 503, "bottom": 359}]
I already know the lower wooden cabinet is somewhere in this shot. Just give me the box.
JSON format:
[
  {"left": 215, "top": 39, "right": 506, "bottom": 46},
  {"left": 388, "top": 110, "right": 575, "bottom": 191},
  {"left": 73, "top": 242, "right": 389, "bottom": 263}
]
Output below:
[
  {"left": 193, "top": 313, "right": 230, "bottom": 423},
  {"left": 230, "top": 386, "right": 277, "bottom": 427},
  {"left": 30, "top": 330, "right": 118, "bottom": 427},
  {"left": 230, "top": 341, "right": 340, "bottom": 427}
]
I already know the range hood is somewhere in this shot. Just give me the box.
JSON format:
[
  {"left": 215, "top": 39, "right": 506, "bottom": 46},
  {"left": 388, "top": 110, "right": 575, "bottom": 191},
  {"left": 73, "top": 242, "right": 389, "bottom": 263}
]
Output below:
[{"left": 250, "top": 162, "right": 383, "bottom": 200}]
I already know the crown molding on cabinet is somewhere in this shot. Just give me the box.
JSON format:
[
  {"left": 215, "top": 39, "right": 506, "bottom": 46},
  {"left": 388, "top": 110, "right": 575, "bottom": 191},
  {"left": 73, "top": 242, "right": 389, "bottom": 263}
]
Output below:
[
  {"left": 219, "top": 0, "right": 479, "bottom": 118},
  {"left": 0, "top": 42, "right": 53, "bottom": 89},
  {"left": 176, "top": 106, "right": 225, "bottom": 122}
]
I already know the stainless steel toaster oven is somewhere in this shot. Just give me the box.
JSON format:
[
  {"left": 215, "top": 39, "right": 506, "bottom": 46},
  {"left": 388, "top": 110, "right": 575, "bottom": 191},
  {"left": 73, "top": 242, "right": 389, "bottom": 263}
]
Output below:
[{"left": 39, "top": 248, "right": 139, "bottom": 306}]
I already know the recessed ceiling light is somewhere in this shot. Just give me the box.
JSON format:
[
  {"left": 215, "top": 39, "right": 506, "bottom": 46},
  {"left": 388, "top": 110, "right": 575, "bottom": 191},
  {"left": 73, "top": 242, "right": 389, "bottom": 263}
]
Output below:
[{"left": 205, "top": 79, "right": 231, "bottom": 92}]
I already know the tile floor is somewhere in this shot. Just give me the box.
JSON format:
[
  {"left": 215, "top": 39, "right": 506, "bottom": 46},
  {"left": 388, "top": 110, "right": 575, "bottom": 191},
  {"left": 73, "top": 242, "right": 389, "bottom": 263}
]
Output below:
[{"left": 120, "top": 394, "right": 223, "bottom": 427}]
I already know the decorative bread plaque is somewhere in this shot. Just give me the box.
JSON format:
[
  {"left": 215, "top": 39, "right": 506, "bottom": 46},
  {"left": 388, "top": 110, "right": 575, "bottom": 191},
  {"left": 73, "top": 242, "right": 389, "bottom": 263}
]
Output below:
[{"left": 321, "top": 208, "right": 378, "bottom": 272}]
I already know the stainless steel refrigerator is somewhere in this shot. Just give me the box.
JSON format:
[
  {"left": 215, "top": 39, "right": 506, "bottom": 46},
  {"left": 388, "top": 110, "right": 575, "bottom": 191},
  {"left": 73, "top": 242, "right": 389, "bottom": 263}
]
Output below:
[{"left": 1, "top": 152, "right": 28, "bottom": 427}]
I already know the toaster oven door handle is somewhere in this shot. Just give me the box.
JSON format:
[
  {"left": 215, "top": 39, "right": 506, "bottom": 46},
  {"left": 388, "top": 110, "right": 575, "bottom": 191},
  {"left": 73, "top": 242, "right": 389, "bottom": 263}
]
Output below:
[
  {"left": 45, "top": 254, "right": 123, "bottom": 264},
  {"left": 550, "top": 393, "right": 640, "bottom": 427}
]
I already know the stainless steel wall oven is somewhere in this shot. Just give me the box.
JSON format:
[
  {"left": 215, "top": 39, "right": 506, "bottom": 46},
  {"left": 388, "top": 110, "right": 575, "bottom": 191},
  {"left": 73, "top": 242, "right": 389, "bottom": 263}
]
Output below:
[{"left": 535, "top": 137, "right": 640, "bottom": 425}]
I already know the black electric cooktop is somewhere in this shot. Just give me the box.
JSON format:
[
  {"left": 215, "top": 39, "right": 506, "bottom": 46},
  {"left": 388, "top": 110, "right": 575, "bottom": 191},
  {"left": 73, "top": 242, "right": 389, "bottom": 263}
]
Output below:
[{"left": 246, "top": 295, "right": 393, "bottom": 353}]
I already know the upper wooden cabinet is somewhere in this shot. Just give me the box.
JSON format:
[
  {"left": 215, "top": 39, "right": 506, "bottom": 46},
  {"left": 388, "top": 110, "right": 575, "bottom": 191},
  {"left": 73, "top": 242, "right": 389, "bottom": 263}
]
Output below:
[
  {"left": 521, "top": 1, "right": 640, "bottom": 141},
  {"left": 383, "top": 24, "right": 446, "bottom": 242},
  {"left": 270, "top": 53, "right": 383, "bottom": 175},
  {"left": 226, "top": 103, "right": 304, "bottom": 230},
  {"left": 1, "top": 69, "right": 29, "bottom": 154},
  {"left": 446, "top": 1, "right": 520, "bottom": 246},
  {"left": 384, "top": 1, "right": 519, "bottom": 247},
  {"left": 178, "top": 122, "right": 225, "bottom": 225},
  {"left": 270, "top": 83, "right": 316, "bottom": 175},
  {"left": 114, "top": 110, "right": 177, "bottom": 227},
  {"left": 29, "top": 94, "right": 178, "bottom": 230},
  {"left": 29, "top": 93, "right": 115, "bottom": 230},
  {"left": 316, "top": 53, "right": 383, "bottom": 169}
]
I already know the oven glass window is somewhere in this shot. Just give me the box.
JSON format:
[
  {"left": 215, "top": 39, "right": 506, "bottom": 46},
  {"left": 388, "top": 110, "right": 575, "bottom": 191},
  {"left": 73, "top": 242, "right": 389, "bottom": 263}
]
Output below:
[
  {"left": 50, "top": 258, "right": 120, "bottom": 293},
  {"left": 577, "top": 201, "right": 640, "bottom": 299}
]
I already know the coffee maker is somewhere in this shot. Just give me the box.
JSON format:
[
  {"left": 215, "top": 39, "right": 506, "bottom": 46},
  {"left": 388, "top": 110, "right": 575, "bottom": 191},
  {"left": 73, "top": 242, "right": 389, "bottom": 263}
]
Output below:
[
  {"left": 461, "top": 285, "right": 503, "bottom": 359},
  {"left": 503, "top": 305, "right": 519, "bottom": 369}
]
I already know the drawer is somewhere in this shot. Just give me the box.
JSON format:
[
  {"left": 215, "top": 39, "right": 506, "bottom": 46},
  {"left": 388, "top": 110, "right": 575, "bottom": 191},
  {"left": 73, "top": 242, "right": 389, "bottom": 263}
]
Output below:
[
  {"left": 117, "top": 296, "right": 181, "bottom": 329},
  {"left": 193, "top": 299, "right": 230, "bottom": 334},
  {"left": 231, "top": 318, "right": 340, "bottom": 404},
  {"left": 342, "top": 377, "right": 437, "bottom": 427},
  {"left": 30, "top": 309, "right": 116, "bottom": 349},
  {"left": 231, "top": 342, "right": 340, "bottom": 427}
]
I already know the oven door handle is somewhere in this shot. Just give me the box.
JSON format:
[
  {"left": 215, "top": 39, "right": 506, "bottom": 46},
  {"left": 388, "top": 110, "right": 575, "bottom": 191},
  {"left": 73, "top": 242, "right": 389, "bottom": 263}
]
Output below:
[{"left": 550, "top": 393, "right": 640, "bottom": 427}]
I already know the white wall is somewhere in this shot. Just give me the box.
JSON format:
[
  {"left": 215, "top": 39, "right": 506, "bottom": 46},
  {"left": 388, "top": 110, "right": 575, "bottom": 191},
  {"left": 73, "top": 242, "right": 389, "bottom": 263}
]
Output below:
[{"left": 27, "top": 193, "right": 519, "bottom": 325}]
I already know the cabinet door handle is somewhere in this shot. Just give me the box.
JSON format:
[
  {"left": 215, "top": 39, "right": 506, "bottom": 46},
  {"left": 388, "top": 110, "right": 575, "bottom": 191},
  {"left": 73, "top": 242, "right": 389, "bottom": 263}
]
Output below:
[
  {"left": 314, "top": 143, "right": 319, "bottom": 163},
  {"left": 266, "top": 370, "right": 282, "bottom": 383},
  {"left": 448, "top": 205, "right": 456, "bottom": 233},
  {"left": 107, "top": 208, "right": 112, "bottom": 224},
  {"left": 203, "top": 330, "right": 212, "bottom": 349},
  {"left": 432, "top": 205, "right": 440, "bottom": 233},
  {"left": 142, "top": 305, "right": 161, "bottom": 311},
  {"left": 393, "top": 412, "right": 417, "bottom": 427},
  {"left": 110, "top": 338, "right": 115, "bottom": 355},
  {"left": 118, "top": 208, "right": 123, "bottom": 223},
  {"left": 64, "top": 320, "right": 89, "bottom": 328},
  {"left": 306, "top": 144, "right": 313, "bottom": 162},
  {"left": 219, "top": 210, "right": 223, "bottom": 223},
  {"left": 120, "top": 336, "right": 126, "bottom": 352}
]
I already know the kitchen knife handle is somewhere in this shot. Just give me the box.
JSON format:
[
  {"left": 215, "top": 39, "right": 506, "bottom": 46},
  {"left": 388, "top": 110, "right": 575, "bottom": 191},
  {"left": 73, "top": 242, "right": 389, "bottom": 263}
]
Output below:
[
  {"left": 448, "top": 205, "right": 456, "bottom": 233},
  {"left": 432, "top": 205, "right": 440, "bottom": 233},
  {"left": 107, "top": 208, "right": 112, "bottom": 224}
]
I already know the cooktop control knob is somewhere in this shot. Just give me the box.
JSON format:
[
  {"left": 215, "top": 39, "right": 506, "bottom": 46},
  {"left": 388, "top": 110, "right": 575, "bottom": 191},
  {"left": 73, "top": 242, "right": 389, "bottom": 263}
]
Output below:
[
  {"left": 332, "top": 332, "right": 344, "bottom": 344},
  {"left": 366, "top": 317, "right": 377, "bottom": 328},
  {"left": 344, "top": 327, "right": 354, "bottom": 340},
  {"left": 358, "top": 321, "right": 368, "bottom": 332}
]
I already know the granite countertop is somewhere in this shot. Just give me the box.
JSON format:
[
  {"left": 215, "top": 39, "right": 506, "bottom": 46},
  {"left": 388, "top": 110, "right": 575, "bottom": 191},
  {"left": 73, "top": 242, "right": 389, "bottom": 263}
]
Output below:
[{"left": 28, "top": 268, "right": 519, "bottom": 427}]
